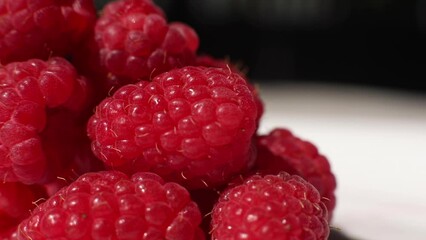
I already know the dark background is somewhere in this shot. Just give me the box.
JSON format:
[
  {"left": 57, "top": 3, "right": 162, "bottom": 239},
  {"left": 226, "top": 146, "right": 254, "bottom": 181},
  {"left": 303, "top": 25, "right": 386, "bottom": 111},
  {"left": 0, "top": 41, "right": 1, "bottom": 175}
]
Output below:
[{"left": 95, "top": 0, "right": 426, "bottom": 94}]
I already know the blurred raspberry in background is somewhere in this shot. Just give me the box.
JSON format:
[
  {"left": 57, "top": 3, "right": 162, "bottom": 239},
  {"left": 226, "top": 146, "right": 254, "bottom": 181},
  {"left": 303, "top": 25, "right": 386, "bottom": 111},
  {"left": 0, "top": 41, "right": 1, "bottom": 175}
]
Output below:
[{"left": 96, "top": 0, "right": 426, "bottom": 93}]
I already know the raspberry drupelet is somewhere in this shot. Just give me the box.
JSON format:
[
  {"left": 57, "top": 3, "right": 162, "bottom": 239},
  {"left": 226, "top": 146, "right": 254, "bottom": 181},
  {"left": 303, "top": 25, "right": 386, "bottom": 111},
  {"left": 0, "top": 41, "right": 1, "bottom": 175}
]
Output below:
[
  {"left": 256, "top": 128, "right": 337, "bottom": 220},
  {"left": 0, "top": 0, "right": 97, "bottom": 63},
  {"left": 211, "top": 172, "right": 330, "bottom": 240},
  {"left": 17, "top": 171, "right": 205, "bottom": 240},
  {"left": 87, "top": 66, "right": 259, "bottom": 189},
  {"left": 0, "top": 57, "right": 94, "bottom": 184}
]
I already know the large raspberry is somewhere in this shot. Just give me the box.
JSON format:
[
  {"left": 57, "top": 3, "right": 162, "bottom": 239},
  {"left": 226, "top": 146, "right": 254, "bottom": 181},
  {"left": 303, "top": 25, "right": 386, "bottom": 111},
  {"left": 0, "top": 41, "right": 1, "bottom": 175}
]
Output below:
[
  {"left": 87, "top": 66, "right": 259, "bottom": 189},
  {"left": 0, "top": 0, "right": 97, "bottom": 63},
  {"left": 94, "top": 0, "right": 199, "bottom": 88},
  {"left": 211, "top": 172, "right": 330, "bottom": 240},
  {"left": 0, "top": 182, "right": 47, "bottom": 237},
  {"left": 256, "top": 128, "right": 337, "bottom": 220},
  {"left": 17, "top": 171, "right": 205, "bottom": 240},
  {"left": 0, "top": 57, "right": 94, "bottom": 184}
]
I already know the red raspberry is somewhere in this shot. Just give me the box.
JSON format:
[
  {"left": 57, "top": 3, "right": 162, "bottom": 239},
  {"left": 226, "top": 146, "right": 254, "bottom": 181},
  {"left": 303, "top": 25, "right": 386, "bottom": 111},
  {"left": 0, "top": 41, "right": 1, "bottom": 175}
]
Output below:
[
  {"left": 94, "top": 0, "right": 199, "bottom": 87},
  {"left": 87, "top": 66, "right": 259, "bottom": 189},
  {"left": 211, "top": 172, "right": 330, "bottom": 240},
  {"left": 0, "top": 0, "right": 96, "bottom": 63},
  {"left": 0, "top": 182, "right": 47, "bottom": 237},
  {"left": 17, "top": 171, "right": 205, "bottom": 240},
  {"left": 256, "top": 128, "right": 337, "bottom": 220},
  {"left": 0, "top": 57, "right": 94, "bottom": 184}
]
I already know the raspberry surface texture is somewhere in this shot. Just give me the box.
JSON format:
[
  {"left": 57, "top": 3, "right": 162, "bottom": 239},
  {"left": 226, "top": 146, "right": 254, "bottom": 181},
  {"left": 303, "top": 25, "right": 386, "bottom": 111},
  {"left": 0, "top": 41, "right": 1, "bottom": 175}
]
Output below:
[
  {"left": 195, "top": 55, "right": 264, "bottom": 128},
  {"left": 17, "top": 171, "right": 204, "bottom": 240},
  {"left": 93, "top": 0, "right": 199, "bottom": 87},
  {"left": 0, "top": 57, "right": 93, "bottom": 184},
  {"left": 87, "top": 66, "right": 259, "bottom": 189},
  {"left": 211, "top": 172, "right": 330, "bottom": 240},
  {"left": 0, "top": 0, "right": 97, "bottom": 63},
  {"left": 256, "top": 128, "right": 337, "bottom": 220},
  {"left": 0, "top": 182, "right": 47, "bottom": 237}
]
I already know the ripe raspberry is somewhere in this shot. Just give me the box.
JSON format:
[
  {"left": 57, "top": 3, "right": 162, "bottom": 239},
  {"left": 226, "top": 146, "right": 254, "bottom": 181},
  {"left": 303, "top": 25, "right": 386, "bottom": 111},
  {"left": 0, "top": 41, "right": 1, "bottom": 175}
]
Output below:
[
  {"left": 0, "top": 182, "right": 47, "bottom": 236},
  {"left": 17, "top": 171, "right": 205, "bottom": 240},
  {"left": 211, "top": 172, "right": 330, "bottom": 240},
  {"left": 0, "top": 0, "right": 97, "bottom": 63},
  {"left": 87, "top": 66, "right": 259, "bottom": 189},
  {"left": 256, "top": 128, "right": 337, "bottom": 220},
  {"left": 94, "top": 0, "right": 199, "bottom": 87},
  {"left": 0, "top": 57, "right": 94, "bottom": 184}
]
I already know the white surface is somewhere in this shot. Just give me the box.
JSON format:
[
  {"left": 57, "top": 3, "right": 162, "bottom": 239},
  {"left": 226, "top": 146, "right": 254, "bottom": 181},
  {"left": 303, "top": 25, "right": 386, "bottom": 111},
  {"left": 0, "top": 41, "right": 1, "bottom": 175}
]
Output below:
[{"left": 257, "top": 82, "right": 426, "bottom": 240}]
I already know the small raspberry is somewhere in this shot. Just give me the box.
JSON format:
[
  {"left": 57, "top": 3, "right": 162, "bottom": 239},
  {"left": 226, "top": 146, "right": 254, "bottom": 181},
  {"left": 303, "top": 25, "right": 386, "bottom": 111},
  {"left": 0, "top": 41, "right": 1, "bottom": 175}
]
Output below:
[
  {"left": 256, "top": 128, "right": 337, "bottom": 220},
  {"left": 17, "top": 171, "right": 205, "bottom": 240},
  {"left": 0, "top": 182, "right": 47, "bottom": 236},
  {"left": 0, "top": 0, "right": 97, "bottom": 63},
  {"left": 0, "top": 57, "right": 94, "bottom": 184},
  {"left": 211, "top": 172, "right": 330, "bottom": 240},
  {"left": 87, "top": 66, "right": 259, "bottom": 189},
  {"left": 94, "top": 0, "right": 199, "bottom": 87}
]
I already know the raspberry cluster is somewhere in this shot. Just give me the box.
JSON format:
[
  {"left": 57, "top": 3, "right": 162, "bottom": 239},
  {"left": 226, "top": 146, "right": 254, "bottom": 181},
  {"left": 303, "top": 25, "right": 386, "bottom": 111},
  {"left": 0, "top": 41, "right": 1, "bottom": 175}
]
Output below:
[{"left": 0, "top": 0, "right": 336, "bottom": 239}]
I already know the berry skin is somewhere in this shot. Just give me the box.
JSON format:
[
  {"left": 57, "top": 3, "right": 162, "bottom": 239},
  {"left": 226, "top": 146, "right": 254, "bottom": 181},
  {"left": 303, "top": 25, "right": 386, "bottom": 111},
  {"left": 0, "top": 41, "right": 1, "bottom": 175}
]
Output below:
[
  {"left": 94, "top": 0, "right": 199, "bottom": 87},
  {"left": 17, "top": 171, "right": 205, "bottom": 240},
  {"left": 0, "top": 57, "right": 94, "bottom": 184},
  {"left": 0, "top": 0, "right": 97, "bottom": 63},
  {"left": 87, "top": 66, "right": 259, "bottom": 189},
  {"left": 195, "top": 55, "right": 264, "bottom": 127},
  {"left": 0, "top": 182, "right": 47, "bottom": 237},
  {"left": 211, "top": 172, "right": 330, "bottom": 240},
  {"left": 256, "top": 128, "right": 337, "bottom": 220}
]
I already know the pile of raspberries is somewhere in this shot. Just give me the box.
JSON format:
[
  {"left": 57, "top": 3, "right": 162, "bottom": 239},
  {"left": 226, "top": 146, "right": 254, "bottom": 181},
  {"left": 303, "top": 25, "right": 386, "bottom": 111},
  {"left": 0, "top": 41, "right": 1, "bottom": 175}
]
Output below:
[{"left": 0, "top": 0, "right": 336, "bottom": 239}]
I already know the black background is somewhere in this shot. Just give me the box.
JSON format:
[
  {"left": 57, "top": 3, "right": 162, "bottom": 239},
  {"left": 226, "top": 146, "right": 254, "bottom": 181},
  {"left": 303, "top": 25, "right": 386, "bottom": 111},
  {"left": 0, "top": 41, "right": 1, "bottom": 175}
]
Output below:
[{"left": 95, "top": 0, "right": 426, "bottom": 94}]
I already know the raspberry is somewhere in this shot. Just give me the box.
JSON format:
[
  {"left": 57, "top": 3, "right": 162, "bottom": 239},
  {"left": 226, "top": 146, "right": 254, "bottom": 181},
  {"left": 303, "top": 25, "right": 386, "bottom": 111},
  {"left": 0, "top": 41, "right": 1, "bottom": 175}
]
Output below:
[
  {"left": 0, "top": 57, "right": 94, "bottom": 184},
  {"left": 256, "top": 128, "right": 337, "bottom": 220},
  {"left": 17, "top": 171, "right": 205, "bottom": 240},
  {"left": 0, "top": 0, "right": 97, "bottom": 63},
  {"left": 0, "top": 182, "right": 47, "bottom": 236},
  {"left": 87, "top": 66, "right": 259, "bottom": 189},
  {"left": 211, "top": 172, "right": 330, "bottom": 240},
  {"left": 94, "top": 0, "right": 199, "bottom": 87}
]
